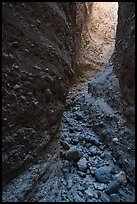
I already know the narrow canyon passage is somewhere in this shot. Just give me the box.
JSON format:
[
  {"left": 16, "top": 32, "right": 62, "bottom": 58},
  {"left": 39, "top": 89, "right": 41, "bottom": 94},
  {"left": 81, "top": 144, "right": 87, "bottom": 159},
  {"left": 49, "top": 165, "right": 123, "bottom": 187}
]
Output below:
[
  {"left": 2, "top": 62, "right": 135, "bottom": 202},
  {"left": 2, "top": 2, "right": 135, "bottom": 202}
]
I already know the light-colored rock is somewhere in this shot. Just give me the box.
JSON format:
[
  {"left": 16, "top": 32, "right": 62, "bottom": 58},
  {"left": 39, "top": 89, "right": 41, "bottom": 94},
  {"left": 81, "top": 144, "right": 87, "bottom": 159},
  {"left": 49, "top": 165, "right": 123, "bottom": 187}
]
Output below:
[{"left": 77, "top": 157, "right": 87, "bottom": 172}]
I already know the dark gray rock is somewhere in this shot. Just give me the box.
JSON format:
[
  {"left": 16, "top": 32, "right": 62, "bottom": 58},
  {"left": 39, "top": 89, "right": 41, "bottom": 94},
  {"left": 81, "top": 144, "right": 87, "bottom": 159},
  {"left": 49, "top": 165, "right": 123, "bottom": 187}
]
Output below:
[
  {"left": 100, "top": 192, "right": 110, "bottom": 202},
  {"left": 106, "top": 180, "right": 120, "bottom": 194},
  {"left": 95, "top": 166, "right": 111, "bottom": 183},
  {"left": 65, "top": 146, "right": 80, "bottom": 161},
  {"left": 93, "top": 138, "right": 100, "bottom": 146},
  {"left": 110, "top": 193, "right": 120, "bottom": 202},
  {"left": 73, "top": 194, "right": 85, "bottom": 202},
  {"left": 60, "top": 140, "right": 70, "bottom": 150},
  {"left": 78, "top": 171, "right": 86, "bottom": 178},
  {"left": 75, "top": 112, "right": 83, "bottom": 120}
]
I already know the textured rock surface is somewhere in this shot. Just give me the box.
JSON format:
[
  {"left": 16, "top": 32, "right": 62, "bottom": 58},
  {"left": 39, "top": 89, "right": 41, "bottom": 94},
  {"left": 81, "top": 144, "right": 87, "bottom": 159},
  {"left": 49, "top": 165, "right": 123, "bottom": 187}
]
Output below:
[
  {"left": 2, "top": 2, "right": 76, "bottom": 186},
  {"left": 76, "top": 2, "right": 118, "bottom": 75},
  {"left": 112, "top": 2, "right": 135, "bottom": 128},
  {"left": 2, "top": 2, "right": 135, "bottom": 202}
]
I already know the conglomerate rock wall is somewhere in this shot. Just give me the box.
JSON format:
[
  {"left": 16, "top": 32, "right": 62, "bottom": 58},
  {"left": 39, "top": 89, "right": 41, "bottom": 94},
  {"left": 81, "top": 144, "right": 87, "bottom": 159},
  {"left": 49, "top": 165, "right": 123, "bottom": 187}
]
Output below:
[
  {"left": 2, "top": 2, "right": 135, "bottom": 189},
  {"left": 2, "top": 2, "right": 76, "bottom": 186},
  {"left": 112, "top": 2, "right": 135, "bottom": 128}
]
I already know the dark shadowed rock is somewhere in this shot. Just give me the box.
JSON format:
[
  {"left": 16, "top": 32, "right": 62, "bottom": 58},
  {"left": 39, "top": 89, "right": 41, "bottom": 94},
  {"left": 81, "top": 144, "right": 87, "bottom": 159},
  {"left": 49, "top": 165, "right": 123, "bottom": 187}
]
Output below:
[
  {"left": 73, "top": 194, "right": 85, "bottom": 202},
  {"left": 65, "top": 146, "right": 80, "bottom": 161},
  {"left": 110, "top": 193, "right": 120, "bottom": 202},
  {"left": 106, "top": 180, "right": 120, "bottom": 194},
  {"left": 60, "top": 140, "right": 70, "bottom": 150}
]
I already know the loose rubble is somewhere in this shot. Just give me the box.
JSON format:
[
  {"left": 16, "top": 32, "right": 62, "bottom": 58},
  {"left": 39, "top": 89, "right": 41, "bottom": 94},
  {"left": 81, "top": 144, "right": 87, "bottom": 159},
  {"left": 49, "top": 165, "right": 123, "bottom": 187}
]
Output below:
[{"left": 3, "top": 63, "right": 135, "bottom": 202}]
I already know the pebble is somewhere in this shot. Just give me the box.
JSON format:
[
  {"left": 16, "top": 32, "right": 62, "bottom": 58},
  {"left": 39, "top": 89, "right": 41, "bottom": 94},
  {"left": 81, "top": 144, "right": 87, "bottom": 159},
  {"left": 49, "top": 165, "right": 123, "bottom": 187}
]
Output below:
[
  {"left": 77, "top": 184, "right": 85, "bottom": 191},
  {"left": 81, "top": 182, "right": 88, "bottom": 190},
  {"left": 94, "top": 138, "right": 100, "bottom": 146},
  {"left": 115, "top": 171, "right": 127, "bottom": 185},
  {"left": 85, "top": 136, "right": 91, "bottom": 142},
  {"left": 106, "top": 180, "right": 120, "bottom": 194},
  {"left": 67, "top": 179, "right": 73, "bottom": 190},
  {"left": 93, "top": 182, "right": 106, "bottom": 190},
  {"left": 78, "top": 171, "right": 86, "bottom": 178},
  {"left": 65, "top": 146, "right": 80, "bottom": 161},
  {"left": 75, "top": 112, "right": 83, "bottom": 120},
  {"left": 89, "top": 147, "right": 97, "bottom": 156},
  {"left": 60, "top": 140, "right": 70, "bottom": 150},
  {"left": 73, "top": 194, "right": 85, "bottom": 202},
  {"left": 78, "top": 135, "right": 84, "bottom": 141},
  {"left": 77, "top": 157, "right": 87, "bottom": 172},
  {"left": 110, "top": 193, "right": 120, "bottom": 202},
  {"left": 85, "top": 143, "right": 92, "bottom": 148},
  {"left": 78, "top": 191, "right": 83, "bottom": 198},
  {"left": 95, "top": 166, "right": 111, "bottom": 183},
  {"left": 100, "top": 192, "right": 110, "bottom": 202},
  {"left": 85, "top": 187, "right": 98, "bottom": 199}
]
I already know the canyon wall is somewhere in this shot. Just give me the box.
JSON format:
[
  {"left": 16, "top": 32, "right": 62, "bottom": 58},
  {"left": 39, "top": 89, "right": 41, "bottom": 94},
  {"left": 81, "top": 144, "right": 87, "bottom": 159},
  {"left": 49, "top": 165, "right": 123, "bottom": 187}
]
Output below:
[
  {"left": 112, "top": 2, "right": 135, "bottom": 128},
  {"left": 2, "top": 2, "right": 76, "bottom": 186},
  {"left": 2, "top": 2, "right": 135, "bottom": 188},
  {"left": 76, "top": 2, "right": 118, "bottom": 75}
]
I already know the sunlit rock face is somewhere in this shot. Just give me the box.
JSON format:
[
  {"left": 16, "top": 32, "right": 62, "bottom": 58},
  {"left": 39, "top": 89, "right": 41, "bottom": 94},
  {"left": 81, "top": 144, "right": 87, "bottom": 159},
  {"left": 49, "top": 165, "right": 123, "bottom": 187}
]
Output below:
[
  {"left": 112, "top": 2, "right": 135, "bottom": 128},
  {"left": 76, "top": 2, "right": 118, "bottom": 73},
  {"left": 2, "top": 2, "right": 76, "bottom": 186}
]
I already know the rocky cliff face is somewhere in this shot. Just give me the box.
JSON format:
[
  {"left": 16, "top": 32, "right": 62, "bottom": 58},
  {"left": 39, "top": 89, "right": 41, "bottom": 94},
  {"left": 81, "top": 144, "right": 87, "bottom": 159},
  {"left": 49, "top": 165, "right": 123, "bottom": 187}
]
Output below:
[
  {"left": 2, "top": 2, "right": 76, "bottom": 186},
  {"left": 2, "top": 2, "right": 135, "bottom": 190},
  {"left": 112, "top": 2, "right": 135, "bottom": 128}
]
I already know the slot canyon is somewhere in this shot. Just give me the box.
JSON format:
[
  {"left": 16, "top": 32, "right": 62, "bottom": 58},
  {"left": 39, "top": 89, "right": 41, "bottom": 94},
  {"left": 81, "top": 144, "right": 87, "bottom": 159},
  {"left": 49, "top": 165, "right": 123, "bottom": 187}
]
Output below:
[{"left": 2, "top": 2, "right": 135, "bottom": 202}]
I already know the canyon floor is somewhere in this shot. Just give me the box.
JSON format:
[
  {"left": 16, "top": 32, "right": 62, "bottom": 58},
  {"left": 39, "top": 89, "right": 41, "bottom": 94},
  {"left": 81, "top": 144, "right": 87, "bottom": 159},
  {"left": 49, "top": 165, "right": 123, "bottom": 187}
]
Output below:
[{"left": 2, "top": 62, "right": 135, "bottom": 202}]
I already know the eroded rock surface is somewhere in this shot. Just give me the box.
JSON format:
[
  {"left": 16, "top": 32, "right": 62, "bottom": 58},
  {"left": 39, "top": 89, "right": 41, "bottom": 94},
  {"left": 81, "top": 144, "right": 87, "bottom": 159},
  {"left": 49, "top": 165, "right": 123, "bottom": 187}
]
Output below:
[
  {"left": 2, "top": 2, "right": 76, "bottom": 186},
  {"left": 2, "top": 2, "right": 135, "bottom": 202},
  {"left": 112, "top": 2, "right": 135, "bottom": 128}
]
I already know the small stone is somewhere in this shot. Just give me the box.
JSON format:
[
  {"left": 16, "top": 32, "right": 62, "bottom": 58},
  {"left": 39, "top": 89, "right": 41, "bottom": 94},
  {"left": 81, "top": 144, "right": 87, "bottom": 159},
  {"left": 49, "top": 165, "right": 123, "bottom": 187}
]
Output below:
[
  {"left": 78, "top": 171, "right": 86, "bottom": 178},
  {"left": 89, "top": 147, "right": 97, "bottom": 156},
  {"left": 94, "top": 138, "right": 100, "bottom": 146},
  {"left": 106, "top": 180, "right": 120, "bottom": 194},
  {"left": 115, "top": 171, "right": 127, "bottom": 185},
  {"left": 19, "top": 95, "right": 26, "bottom": 102},
  {"left": 60, "top": 140, "right": 70, "bottom": 150},
  {"left": 75, "top": 112, "right": 83, "bottom": 120},
  {"left": 81, "top": 182, "right": 88, "bottom": 190},
  {"left": 77, "top": 184, "right": 85, "bottom": 191},
  {"left": 11, "top": 41, "right": 19, "bottom": 48},
  {"left": 67, "top": 179, "right": 73, "bottom": 190},
  {"left": 78, "top": 135, "right": 84, "bottom": 141},
  {"left": 85, "top": 136, "right": 91, "bottom": 142},
  {"left": 110, "top": 193, "right": 120, "bottom": 202},
  {"left": 112, "top": 137, "right": 119, "bottom": 143},
  {"left": 95, "top": 166, "right": 111, "bottom": 183},
  {"left": 73, "top": 194, "right": 85, "bottom": 202},
  {"left": 77, "top": 157, "right": 87, "bottom": 172},
  {"left": 72, "top": 138, "right": 79, "bottom": 145},
  {"left": 85, "top": 187, "right": 98, "bottom": 199},
  {"left": 85, "top": 143, "right": 92, "bottom": 148},
  {"left": 100, "top": 192, "right": 110, "bottom": 202},
  {"left": 14, "top": 84, "right": 20, "bottom": 90},
  {"left": 78, "top": 191, "right": 83, "bottom": 198},
  {"left": 94, "top": 182, "right": 106, "bottom": 190},
  {"left": 65, "top": 146, "right": 80, "bottom": 161}
]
